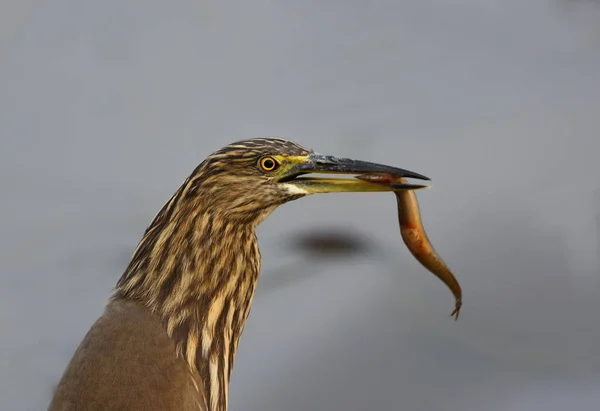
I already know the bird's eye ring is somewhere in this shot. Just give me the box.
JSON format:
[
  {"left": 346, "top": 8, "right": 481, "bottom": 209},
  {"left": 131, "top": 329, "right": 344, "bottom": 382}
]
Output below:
[{"left": 259, "top": 156, "right": 278, "bottom": 172}]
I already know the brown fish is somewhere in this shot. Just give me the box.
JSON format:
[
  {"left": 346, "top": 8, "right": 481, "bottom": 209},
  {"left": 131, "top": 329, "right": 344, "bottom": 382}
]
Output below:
[{"left": 357, "top": 173, "right": 462, "bottom": 320}]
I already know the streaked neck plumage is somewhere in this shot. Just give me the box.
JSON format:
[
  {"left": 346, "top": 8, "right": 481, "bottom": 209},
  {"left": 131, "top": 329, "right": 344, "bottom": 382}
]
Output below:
[{"left": 114, "top": 175, "right": 273, "bottom": 411}]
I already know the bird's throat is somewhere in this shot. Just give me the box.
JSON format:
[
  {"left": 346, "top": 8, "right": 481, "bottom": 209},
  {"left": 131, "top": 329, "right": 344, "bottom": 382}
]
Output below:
[{"left": 114, "top": 198, "right": 262, "bottom": 411}]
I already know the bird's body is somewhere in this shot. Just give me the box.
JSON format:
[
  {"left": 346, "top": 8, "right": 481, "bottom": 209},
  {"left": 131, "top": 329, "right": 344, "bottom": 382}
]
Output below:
[
  {"left": 49, "top": 299, "right": 204, "bottom": 410},
  {"left": 48, "top": 138, "right": 429, "bottom": 411}
]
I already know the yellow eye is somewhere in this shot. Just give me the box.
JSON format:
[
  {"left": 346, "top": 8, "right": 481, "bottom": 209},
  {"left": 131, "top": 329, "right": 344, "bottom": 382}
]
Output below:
[{"left": 259, "top": 156, "right": 278, "bottom": 171}]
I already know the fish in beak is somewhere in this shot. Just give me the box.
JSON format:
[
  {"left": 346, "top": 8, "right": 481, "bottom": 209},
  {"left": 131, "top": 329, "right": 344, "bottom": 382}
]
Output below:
[{"left": 356, "top": 173, "right": 463, "bottom": 320}]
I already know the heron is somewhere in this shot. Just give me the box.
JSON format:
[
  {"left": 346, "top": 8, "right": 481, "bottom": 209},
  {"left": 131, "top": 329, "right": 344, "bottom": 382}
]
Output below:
[{"left": 48, "top": 138, "right": 429, "bottom": 411}]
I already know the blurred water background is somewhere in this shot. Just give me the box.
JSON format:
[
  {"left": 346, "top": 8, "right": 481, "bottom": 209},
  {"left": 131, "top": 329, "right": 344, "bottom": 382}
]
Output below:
[{"left": 1, "top": 1, "right": 600, "bottom": 410}]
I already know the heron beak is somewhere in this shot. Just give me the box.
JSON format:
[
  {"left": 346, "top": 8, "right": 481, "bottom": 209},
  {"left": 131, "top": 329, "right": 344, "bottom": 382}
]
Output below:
[{"left": 278, "top": 153, "right": 430, "bottom": 194}]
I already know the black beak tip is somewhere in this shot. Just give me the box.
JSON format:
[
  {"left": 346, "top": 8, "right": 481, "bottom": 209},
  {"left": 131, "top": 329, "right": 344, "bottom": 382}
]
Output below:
[
  {"left": 390, "top": 183, "right": 430, "bottom": 190},
  {"left": 404, "top": 170, "right": 431, "bottom": 181}
]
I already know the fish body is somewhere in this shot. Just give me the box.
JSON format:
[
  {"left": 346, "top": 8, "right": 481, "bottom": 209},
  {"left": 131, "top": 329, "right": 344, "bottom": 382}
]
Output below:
[{"left": 357, "top": 173, "right": 462, "bottom": 319}]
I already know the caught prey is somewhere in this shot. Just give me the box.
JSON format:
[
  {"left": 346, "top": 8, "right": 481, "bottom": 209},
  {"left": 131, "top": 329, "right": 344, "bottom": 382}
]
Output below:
[{"left": 357, "top": 173, "right": 463, "bottom": 320}]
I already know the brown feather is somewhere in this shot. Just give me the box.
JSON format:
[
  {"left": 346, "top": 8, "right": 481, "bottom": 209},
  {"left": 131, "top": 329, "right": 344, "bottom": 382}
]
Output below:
[{"left": 49, "top": 138, "right": 310, "bottom": 411}]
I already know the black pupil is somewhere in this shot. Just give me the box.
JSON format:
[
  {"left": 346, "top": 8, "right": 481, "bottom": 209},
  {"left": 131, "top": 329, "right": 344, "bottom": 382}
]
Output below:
[{"left": 263, "top": 159, "right": 274, "bottom": 169}]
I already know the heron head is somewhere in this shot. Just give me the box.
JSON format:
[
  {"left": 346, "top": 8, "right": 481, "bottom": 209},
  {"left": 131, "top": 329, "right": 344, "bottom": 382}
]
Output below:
[{"left": 191, "top": 138, "right": 429, "bottom": 223}]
